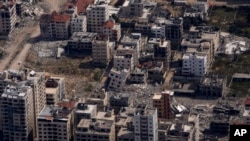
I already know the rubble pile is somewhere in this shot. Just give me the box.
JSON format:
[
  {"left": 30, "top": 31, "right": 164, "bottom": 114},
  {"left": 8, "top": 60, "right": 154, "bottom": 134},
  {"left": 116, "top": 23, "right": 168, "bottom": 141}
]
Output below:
[{"left": 21, "top": 2, "right": 44, "bottom": 17}]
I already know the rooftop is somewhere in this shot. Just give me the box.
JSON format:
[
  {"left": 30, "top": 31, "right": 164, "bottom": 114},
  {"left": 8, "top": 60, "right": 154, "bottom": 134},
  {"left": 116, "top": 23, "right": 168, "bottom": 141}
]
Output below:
[
  {"left": 40, "top": 11, "right": 71, "bottom": 23},
  {"left": 77, "top": 119, "right": 114, "bottom": 133},
  {"left": 103, "top": 20, "right": 115, "bottom": 28},
  {"left": 76, "top": 0, "right": 95, "bottom": 14},
  {"left": 69, "top": 32, "right": 97, "bottom": 42},
  {"left": 38, "top": 102, "right": 75, "bottom": 121}
]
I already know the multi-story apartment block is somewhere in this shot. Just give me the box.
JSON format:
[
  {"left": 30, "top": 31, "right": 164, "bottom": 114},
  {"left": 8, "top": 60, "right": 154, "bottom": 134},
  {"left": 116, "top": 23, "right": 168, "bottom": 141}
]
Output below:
[
  {"left": 199, "top": 76, "right": 226, "bottom": 97},
  {"left": 148, "top": 38, "right": 171, "bottom": 70},
  {"left": 66, "top": 32, "right": 97, "bottom": 57},
  {"left": 129, "top": 0, "right": 144, "bottom": 17},
  {"left": 113, "top": 54, "right": 134, "bottom": 70},
  {"left": 92, "top": 34, "right": 111, "bottom": 66},
  {"left": 45, "top": 76, "right": 65, "bottom": 105},
  {"left": 103, "top": 19, "right": 121, "bottom": 42},
  {"left": 0, "top": 84, "right": 34, "bottom": 141},
  {"left": 37, "top": 101, "right": 75, "bottom": 141},
  {"left": 0, "top": 0, "right": 16, "bottom": 38},
  {"left": 165, "top": 17, "right": 183, "bottom": 44},
  {"left": 153, "top": 90, "right": 174, "bottom": 120},
  {"left": 70, "top": 15, "right": 87, "bottom": 34},
  {"left": 27, "top": 71, "right": 46, "bottom": 117},
  {"left": 108, "top": 68, "right": 130, "bottom": 90},
  {"left": 86, "top": 88, "right": 108, "bottom": 112},
  {"left": 0, "top": 70, "right": 46, "bottom": 139},
  {"left": 74, "top": 101, "right": 97, "bottom": 126},
  {"left": 109, "top": 93, "right": 131, "bottom": 108},
  {"left": 40, "top": 11, "right": 71, "bottom": 39},
  {"left": 75, "top": 119, "right": 115, "bottom": 141},
  {"left": 182, "top": 52, "right": 208, "bottom": 76},
  {"left": 134, "top": 104, "right": 158, "bottom": 141},
  {"left": 86, "top": 0, "right": 109, "bottom": 33},
  {"left": 151, "top": 24, "right": 166, "bottom": 38}
]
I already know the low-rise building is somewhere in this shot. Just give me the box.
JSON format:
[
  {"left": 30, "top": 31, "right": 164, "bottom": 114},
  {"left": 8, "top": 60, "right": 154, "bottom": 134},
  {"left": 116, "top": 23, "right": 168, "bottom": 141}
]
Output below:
[
  {"left": 37, "top": 101, "right": 76, "bottom": 141},
  {"left": 75, "top": 119, "right": 115, "bottom": 141},
  {"left": 167, "top": 123, "right": 194, "bottom": 141},
  {"left": 86, "top": 88, "right": 108, "bottom": 112},
  {"left": 74, "top": 101, "right": 97, "bottom": 126}
]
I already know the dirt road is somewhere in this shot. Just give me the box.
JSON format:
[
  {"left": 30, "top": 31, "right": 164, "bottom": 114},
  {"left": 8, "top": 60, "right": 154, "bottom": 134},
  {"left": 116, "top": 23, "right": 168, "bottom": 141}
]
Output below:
[
  {"left": 9, "top": 24, "right": 40, "bottom": 70},
  {"left": 0, "top": 23, "right": 39, "bottom": 71}
]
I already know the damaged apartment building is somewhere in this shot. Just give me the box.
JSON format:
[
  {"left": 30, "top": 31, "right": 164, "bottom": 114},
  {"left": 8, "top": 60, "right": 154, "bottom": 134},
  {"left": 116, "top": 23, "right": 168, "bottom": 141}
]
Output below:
[
  {"left": 181, "top": 26, "right": 220, "bottom": 77},
  {"left": 198, "top": 76, "right": 226, "bottom": 97},
  {"left": 0, "top": 0, "right": 16, "bottom": 39}
]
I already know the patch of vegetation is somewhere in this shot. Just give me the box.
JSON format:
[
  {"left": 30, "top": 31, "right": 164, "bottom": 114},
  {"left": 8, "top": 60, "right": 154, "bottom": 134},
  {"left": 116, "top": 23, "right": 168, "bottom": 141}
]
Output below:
[
  {"left": 93, "top": 68, "right": 104, "bottom": 82},
  {"left": 208, "top": 6, "right": 250, "bottom": 38},
  {"left": 0, "top": 49, "right": 3, "bottom": 59},
  {"left": 228, "top": 82, "right": 250, "bottom": 97},
  {"left": 85, "top": 84, "right": 93, "bottom": 92},
  {"left": 0, "top": 40, "right": 6, "bottom": 47}
]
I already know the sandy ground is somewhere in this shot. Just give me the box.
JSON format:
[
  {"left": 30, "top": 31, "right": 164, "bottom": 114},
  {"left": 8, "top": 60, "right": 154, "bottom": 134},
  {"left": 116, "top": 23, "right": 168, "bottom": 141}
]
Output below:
[
  {"left": 9, "top": 24, "right": 40, "bottom": 70},
  {"left": 0, "top": 23, "right": 39, "bottom": 71}
]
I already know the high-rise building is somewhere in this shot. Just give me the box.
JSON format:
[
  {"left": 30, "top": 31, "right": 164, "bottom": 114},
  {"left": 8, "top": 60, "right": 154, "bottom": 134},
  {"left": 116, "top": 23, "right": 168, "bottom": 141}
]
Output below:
[
  {"left": 152, "top": 90, "right": 174, "bottom": 120},
  {"left": 27, "top": 71, "right": 46, "bottom": 117},
  {"left": 0, "top": 84, "right": 35, "bottom": 141},
  {"left": 0, "top": 0, "right": 16, "bottom": 38},
  {"left": 40, "top": 11, "right": 71, "bottom": 39},
  {"left": 134, "top": 104, "right": 158, "bottom": 141},
  {"left": 86, "top": 0, "right": 109, "bottom": 33},
  {"left": 103, "top": 19, "right": 121, "bottom": 42},
  {"left": 92, "top": 34, "right": 111, "bottom": 66},
  {"left": 70, "top": 15, "right": 87, "bottom": 34},
  {"left": 37, "top": 101, "right": 76, "bottom": 141}
]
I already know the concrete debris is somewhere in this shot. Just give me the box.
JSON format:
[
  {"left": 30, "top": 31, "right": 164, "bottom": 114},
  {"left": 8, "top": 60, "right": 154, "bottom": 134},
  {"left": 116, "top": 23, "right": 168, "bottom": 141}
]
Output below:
[{"left": 21, "top": 2, "right": 44, "bottom": 17}]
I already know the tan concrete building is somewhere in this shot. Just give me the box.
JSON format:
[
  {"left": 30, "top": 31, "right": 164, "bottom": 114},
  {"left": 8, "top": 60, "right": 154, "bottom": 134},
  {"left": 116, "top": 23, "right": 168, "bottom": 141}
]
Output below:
[
  {"left": 86, "top": 88, "right": 108, "bottom": 112},
  {"left": 153, "top": 90, "right": 174, "bottom": 120},
  {"left": 27, "top": 71, "right": 46, "bottom": 117},
  {"left": 75, "top": 119, "right": 115, "bottom": 141},
  {"left": 86, "top": 0, "right": 109, "bottom": 33},
  {"left": 0, "top": 84, "right": 35, "bottom": 141},
  {"left": 0, "top": 0, "right": 16, "bottom": 38},
  {"left": 103, "top": 19, "right": 121, "bottom": 42},
  {"left": 45, "top": 76, "right": 65, "bottom": 105},
  {"left": 74, "top": 102, "right": 97, "bottom": 126},
  {"left": 40, "top": 11, "right": 71, "bottom": 39},
  {"left": 37, "top": 101, "right": 76, "bottom": 141},
  {"left": 92, "top": 34, "right": 111, "bottom": 66}
]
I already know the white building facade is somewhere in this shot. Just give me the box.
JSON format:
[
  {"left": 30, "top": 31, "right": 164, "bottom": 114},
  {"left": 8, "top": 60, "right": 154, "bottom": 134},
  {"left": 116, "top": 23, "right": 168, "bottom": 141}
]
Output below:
[
  {"left": 134, "top": 106, "right": 158, "bottom": 141},
  {"left": 182, "top": 53, "right": 208, "bottom": 77}
]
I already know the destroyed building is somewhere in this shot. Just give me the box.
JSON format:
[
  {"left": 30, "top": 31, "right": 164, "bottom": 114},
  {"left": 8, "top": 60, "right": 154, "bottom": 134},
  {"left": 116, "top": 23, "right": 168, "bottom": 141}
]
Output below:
[
  {"left": 40, "top": 11, "right": 71, "bottom": 39},
  {"left": 198, "top": 76, "right": 226, "bottom": 97},
  {"left": 65, "top": 32, "right": 97, "bottom": 57},
  {"left": 109, "top": 93, "right": 131, "bottom": 108},
  {"left": 0, "top": 0, "right": 16, "bottom": 39}
]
